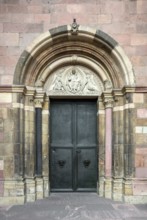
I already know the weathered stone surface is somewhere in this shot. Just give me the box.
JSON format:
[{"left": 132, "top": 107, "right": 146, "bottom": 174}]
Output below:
[
  {"left": 0, "top": 0, "right": 147, "bottom": 206},
  {"left": 133, "top": 93, "right": 144, "bottom": 103}
]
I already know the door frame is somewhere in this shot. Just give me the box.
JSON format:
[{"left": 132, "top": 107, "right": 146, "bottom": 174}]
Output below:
[{"left": 49, "top": 97, "right": 99, "bottom": 192}]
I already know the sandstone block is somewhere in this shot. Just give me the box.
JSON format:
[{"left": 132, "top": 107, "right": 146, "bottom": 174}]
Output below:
[
  {"left": 0, "top": 33, "right": 19, "bottom": 46},
  {"left": 0, "top": 23, "right": 3, "bottom": 33},
  {"left": 28, "top": 5, "right": 43, "bottom": 14},
  {"left": 136, "top": 167, "right": 147, "bottom": 178},
  {"left": 3, "top": 0, "right": 19, "bottom": 4},
  {"left": 137, "top": 0, "right": 147, "bottom": 14},
  {"left": 136, "top": 74, "right": 147, "bottom": 86},
  {"left": 131, "top": 56, "right": 147, "bottom": 66},
  {"left": 131, "top": 34, "right": 147, "bottom": 46},
  {"left": 133, "top": 181, "right": 147, "bottom": 196},
  {"left": 115, "top": 34, "right": 130, "bottom": 46},
  {"left": 137, "top": 24, "right": 147, "bottom": 33},
  {"left": 1, "top": 75, "right": 13, "bottom": 85},
  {"left": 137, "top": 109, "right": 147, "bottom": 118},
  {"left": 34, "top": 14, "right": 50, "bottom": 23},
  {"left": 7, "top": 5, "right": 28, "bottom": 13},
  {"left": 135, "top": 45, "right": 147, "bottom": 56},
  {"left": 98, "top": 14, "right": 112, "bottom": 24},
  {"left": 0, "top": 5, "right": 7, "bottom": 14},
  {"left": 0, "top": 14, "right": 11, "bottom": 22},
  {"left": 0, "top": 93, "right": 12, "bottom": 103}
]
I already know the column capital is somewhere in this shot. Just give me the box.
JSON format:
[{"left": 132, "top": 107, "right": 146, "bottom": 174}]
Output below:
[
  {"left": 104, "top": 99, "right": 114, "bottom": 108},
  {"left": 34, "top": 88, "right": 45, "bottom": 108},
  {"left": 34, "top": 99, "right": 43, "bottom": 108},
  {"left": 101, "top": 92, "right": 114, "bottom": 108}
]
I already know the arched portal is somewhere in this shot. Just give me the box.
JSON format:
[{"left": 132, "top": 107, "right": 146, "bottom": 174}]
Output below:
[{"left": 12, "top": 24, "right": 136, "bottom": 203}]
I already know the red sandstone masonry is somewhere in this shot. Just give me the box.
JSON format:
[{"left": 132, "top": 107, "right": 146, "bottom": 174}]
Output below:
[
  {"left": 19, "top": 33, "right": 41, "bottom": 49},
  {"left": 131, "top": 56, "right": 147, "bottom": 67},
  {"left": 135, "top": 45, "right": 147, "bottom": 56},
  {"left": 0, "top": 14, "right": 11, "bottom": 23},
  {"left": 34, "top": 14, "right": 50, "bottom": 23},
  {"left": 137, "top": 0, "right": 147, "bottom": 14},
  {"left": 0, "top": 24, "right": 3, "bottom": 33},
  {"left": 101, "top": 0, "right": 125, "bottom": 16},
  {"left": 0, "top": 33, "right": 19, "bottom": 46},
  {"left": 98, "top": 14, "right": 112, "bottom": 24},
  {"left": 28, "top": 5, "right": 43, "bottom": 13},
  {"left": 114, "top": 34, "right": 131, "bottom": 46},
  {"left": 0, "top": 4, "right": 7, "bottom": 14},
  {"left": 0, "top": 55, "right": 19, "bottom": 67},
  {"left": 131, "top": 34, "right": 147, "bottom": 46},
  {"left": 0, "top": 75, "right": 13, "bottom": 85},
  {"left": 7, "top": 5, "right": 28, "bottom": 14},
  {"left": 0, "top": 0, "right": 146, "bottom": 87},
  {"left": 3, "top": 23, "right": 43, "bottom": 33},
  {"left": 11, "top": 14, "right": 35, "bottom": 23}
]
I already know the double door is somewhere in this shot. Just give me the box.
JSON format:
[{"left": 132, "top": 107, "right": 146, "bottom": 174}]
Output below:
[{"left": 50, "top": 99, "right": 98, "bottom": 191}]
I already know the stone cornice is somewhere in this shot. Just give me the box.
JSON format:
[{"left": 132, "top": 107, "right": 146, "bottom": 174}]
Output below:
[
  {"left": 0, "top": 85, "right": 12, "bottom": 93},
  {"left": 34, "top": 88, "right": 46, "bottom": 108},
  {"left": 112, "top": 89, "right": 123, "bottom": 97},
  {"left": 122, "top": 86, "right": 135, "bottom": 95},
  {"left": 24, "top": 86, "right": 35, "bottom": 96},
  {"left": 135, "top": 86, "right": 147, "bottom": 93}
]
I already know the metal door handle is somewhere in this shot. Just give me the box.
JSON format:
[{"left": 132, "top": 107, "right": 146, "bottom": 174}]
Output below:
[
  {"left": 83, "top": 160, "right": 91, "bottom": 168},
  {"left": 58, "top": 160, "right": 66, "bottom": 168}
]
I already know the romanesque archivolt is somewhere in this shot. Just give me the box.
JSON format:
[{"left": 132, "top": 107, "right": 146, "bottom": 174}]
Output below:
[{"left": 44, "top": 66, "right": 104, "bottom": 96}]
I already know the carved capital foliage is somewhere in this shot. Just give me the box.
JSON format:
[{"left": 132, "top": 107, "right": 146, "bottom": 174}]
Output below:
[
  {"left": 104, "top": 99, "right": 114, "bottom": 108},
  {"left": 102, "top": 92, "right": 114, "bottom": 108},
  {"left": 34, "top": 99, "right": 43, "bottom": 108}
]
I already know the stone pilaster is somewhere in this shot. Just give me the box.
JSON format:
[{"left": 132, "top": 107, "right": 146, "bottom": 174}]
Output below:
[
  {"left": 123, "top": 87, "right": 135, "bottom": 200},
  {"left": 34, "top": 88, "right": 45, "bottom": 177},
  {"left": 112, "top": 90, "right": 124, "bottom": 201},
  {"left": 97, "top": 97, "right": 105, "bottom": 196},
  {"left": 102, "top": 92, "right": 114, "bottom": 199},
  {"left": 42, "top": 97, "right": 49, "bottom": 196},
  {"left": 24, "top": 87, "right": 36, "bottom": 202}
]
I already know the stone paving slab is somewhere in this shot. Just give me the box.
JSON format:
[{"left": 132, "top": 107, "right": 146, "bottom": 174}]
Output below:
[{"left": 0, "top": 193, "right": 147, "bottom": 220}]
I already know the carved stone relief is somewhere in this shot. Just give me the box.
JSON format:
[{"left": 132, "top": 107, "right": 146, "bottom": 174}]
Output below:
[{"left": 44, "top": 66, "right": 104, "bottom": 96}]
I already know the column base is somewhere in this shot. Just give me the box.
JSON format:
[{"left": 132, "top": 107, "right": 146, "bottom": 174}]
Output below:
[
  {"left": 104, "top": 177, "right": 112, "bottom": 199},
  {"left": 35, "top": 177, "right": 43, "bottom": 200},
  {"left": 112, "top": 178, "right": 123, "bottom": 201},
  {"left": 98, "top": 177, "right": 105, "bottom": 197},
  {"left": 43, "top": 176, "right": 49, "bottom": 197},
  {"left": 25, "top": 177, "right": 36, "bottom": 202},
  {"left": 0, "top": 178, "right": 24, "bottom": 205}
]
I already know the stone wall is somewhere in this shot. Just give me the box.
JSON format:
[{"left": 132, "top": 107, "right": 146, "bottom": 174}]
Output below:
[{"left": 0, "top": 0, "right": 147, "bottom": 85}]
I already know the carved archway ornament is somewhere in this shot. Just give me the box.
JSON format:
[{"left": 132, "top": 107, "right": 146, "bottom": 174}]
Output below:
[{"left": 14, "top": 22, "right": 135, "bottom": 91}]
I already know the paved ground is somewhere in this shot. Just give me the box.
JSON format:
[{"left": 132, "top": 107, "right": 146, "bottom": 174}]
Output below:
[{"left": 0, "top": 193, "right": 147, "bottom": 220}]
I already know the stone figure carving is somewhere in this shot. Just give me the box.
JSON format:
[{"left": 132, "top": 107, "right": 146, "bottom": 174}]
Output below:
[
  {"left": 66, "top": 69, "right": 81, "bottom": 93},
  {"left": 84, "top": 75, "right": 98, "bottom": 92},
  {"left": 45, "top": 66, "right": 104, "bottom": 96},
  {"left": 53, "top": 73, "right": 64, "bottom": 91}
]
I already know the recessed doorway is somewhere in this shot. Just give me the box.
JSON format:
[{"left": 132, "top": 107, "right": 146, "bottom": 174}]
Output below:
[{"left": 50, "top": 99, "right": 98, "bottom": 192}]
